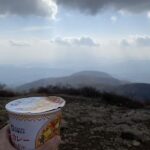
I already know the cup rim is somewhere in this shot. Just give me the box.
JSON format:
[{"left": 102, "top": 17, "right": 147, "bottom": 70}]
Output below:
[
  {"left": 6, "top": 107, "right": 62, "bottom": 116},
  {"left": 5, "top": 96, "right": 65, "bottom": 115}
]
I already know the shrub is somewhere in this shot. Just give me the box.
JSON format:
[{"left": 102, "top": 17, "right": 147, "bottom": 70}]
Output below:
[
  {"left": 35, "top": 86, "right": 100, "bottom": 98},
  {"left": 28, "top": 85, "right": 145, "bottom": 108},
  {"left": 79, "top": 87, "right": 101, "bottom": 98},
  {"left": 0, "top": 90, "right": 17, "bottom": 97},
  {"left": 102, "top": 92, "right": 144, "bottom": 108}
]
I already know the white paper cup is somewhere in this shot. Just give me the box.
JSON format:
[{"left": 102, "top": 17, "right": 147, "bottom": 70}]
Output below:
[{"left": 5, "top": 96, "right": 65, "bottom": 150}]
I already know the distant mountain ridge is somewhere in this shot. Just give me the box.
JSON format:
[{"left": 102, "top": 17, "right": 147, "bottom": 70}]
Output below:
[
  {"left": 17, "top": 71, "right": 150, "bottom": 101},
  {"left": 18, "top": 71, "right": 124, "bottom": 91},
  {"left": 71, "top": 71, "right": 112, "bottom": 78}
]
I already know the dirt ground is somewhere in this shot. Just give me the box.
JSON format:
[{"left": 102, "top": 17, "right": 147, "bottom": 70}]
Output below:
[
  {"left": 0, "top": 95, "right": 150, "bottom": 150},
  {"left": 60, "top": 95, "right": 150, "bottom": 150}
]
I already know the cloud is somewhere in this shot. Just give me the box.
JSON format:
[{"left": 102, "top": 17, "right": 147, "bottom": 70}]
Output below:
[
  {"left": 56, "top": 0, "right": 150, "bottom": 15},
  {"left": 0, "top": 0, "right": 148, "bottom": 18},
  {"left": 120, "top": 35, "right": 150, "bottom": 47},
  {"left": 0, "top": 0, "right": 57, "bottom": 18},
  {"left": 135, "top": 36, "right": 150, "bottom": 47},
  {"left": 110, "top": 16, "right": 117, "bottom": 23},
  {"left": 10, "top": 40, "right": 31, "bottom": 47},
  {"left": 120, "top": 39, "right": 130, "bottom": 47},
  {"left": 21, "top": 26, "right": 53, "bottom": 32},
  {"left": 147, "top": 11, "right": 150, "bottom": 18},
  {"left": 51, "top": 37, "right": 100, "bottom": 47}
]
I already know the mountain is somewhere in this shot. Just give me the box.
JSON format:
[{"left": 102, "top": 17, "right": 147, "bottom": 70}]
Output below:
[
  {"left": 18, "top": 71, "right": 124, "bottom": 91},
  {"left": 115, "top": 83, "right": 150, "bottom": 101}
]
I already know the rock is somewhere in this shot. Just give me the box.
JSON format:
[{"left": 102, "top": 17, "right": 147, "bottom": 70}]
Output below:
[
  {"left": 71, "top": 132, "right": 78, "bottom": 137},
  {"left": 121, "top": 131, "right": 137, "bottom": 141},
  {"left": 132, "top": 140, "right": 141, "bottom": 146}
]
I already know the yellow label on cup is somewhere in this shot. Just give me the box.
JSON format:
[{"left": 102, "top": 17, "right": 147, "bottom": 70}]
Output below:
[{"left": 35, "top": 113, "right": 62, "bottom": 148}]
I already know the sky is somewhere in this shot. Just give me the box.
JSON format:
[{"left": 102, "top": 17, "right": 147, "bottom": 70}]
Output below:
[{"left": 0, "top": 0, "right": 150, "bottom": 82}]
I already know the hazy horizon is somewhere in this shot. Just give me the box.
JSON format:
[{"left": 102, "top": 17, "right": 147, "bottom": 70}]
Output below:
[{"left": 0, "top": 63, "right": 150, "bottom": 87}]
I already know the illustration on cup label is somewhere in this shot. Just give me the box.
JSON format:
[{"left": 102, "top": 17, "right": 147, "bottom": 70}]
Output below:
[{"left": 35, "top": 113, "right": 62, "bottom": 148}]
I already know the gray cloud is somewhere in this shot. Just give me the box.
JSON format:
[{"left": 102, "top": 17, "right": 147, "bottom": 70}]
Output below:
[
  {"left": 56, "top": 0, "right": 150, "bottom": 14},
  {"left": 10, "top": 40, "right": 31, "bottom": 47},
  {"left": 120, "top": 39, "right": 130, "bottom": 47},
  {"left": 72, "top": 37, "right": 99, "bottom": 47},
  {"left": 0, "top": 0, "right": 57, "bottom": 17},
  {"left": 121, "top": 36, "right": 150, "bottom": 48},
  {"left": 51, "top": 37, "right": 99, "bottom": 47},
  {"left": 135, "top": 36, "right": 150, "bottom": 47},
  {"left": 0, "top": 0, "right": 148, "bottom": 17}
]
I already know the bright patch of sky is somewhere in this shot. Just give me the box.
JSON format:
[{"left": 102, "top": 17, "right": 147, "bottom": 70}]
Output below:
[{"left": 147, "top": 11, "right": 150, "bottom": 18}]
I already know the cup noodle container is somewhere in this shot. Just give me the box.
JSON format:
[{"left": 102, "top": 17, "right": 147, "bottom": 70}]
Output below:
[{"left": 5, "top": 96, "right": 65, "bottom": 150}]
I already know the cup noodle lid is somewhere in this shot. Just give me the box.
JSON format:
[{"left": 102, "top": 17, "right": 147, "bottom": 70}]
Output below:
[{"left": 6, "top": 96, "right": 65, "bottom": 115}]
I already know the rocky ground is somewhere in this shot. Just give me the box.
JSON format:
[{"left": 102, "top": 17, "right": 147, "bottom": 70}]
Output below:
[{"left": 0, "top": 95, "right": 150, "bottom": 150}]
